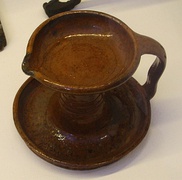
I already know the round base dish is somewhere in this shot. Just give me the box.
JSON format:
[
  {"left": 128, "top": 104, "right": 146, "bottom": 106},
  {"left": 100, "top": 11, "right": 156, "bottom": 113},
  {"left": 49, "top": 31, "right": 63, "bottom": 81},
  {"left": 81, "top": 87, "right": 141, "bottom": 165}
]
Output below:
[{"left": 13, "top": 77, "right": 151, "bottom": 170}]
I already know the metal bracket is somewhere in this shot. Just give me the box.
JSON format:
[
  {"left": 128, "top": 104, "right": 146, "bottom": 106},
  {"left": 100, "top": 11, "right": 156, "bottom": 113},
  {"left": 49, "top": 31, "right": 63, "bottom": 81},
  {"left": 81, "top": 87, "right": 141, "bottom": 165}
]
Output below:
[
  {"left": 0, "top": 20, "right": 7, "bottom": 51},
  {"left": 43, "top": 0, "right": 81, "bottom": 17}
]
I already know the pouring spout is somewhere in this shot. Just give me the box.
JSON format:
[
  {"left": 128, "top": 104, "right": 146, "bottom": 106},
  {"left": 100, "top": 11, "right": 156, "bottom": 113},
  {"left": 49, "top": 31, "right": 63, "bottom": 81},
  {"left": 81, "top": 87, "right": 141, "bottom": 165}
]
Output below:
[{"left": 22, "top": 54, "right": 35, "bottom": 76}]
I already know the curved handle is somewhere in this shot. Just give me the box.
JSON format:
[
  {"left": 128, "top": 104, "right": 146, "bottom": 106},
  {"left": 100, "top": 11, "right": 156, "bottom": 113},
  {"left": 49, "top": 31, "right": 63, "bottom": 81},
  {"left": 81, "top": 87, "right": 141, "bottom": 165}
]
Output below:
[{"left": 136, "top": 34, "right": 166, "bottom": 100}]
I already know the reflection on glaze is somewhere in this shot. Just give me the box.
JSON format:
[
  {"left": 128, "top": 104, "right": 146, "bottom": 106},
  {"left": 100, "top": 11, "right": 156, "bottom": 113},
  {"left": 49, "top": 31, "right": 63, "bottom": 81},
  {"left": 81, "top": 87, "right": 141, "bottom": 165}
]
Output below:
[
  {"left": 64, "top": 33, "right": 113, "bottom": 39},
  {"left": 53, "top": 130, "right": 66, "bottom": 141},
  {"left": 43, "top": 78, "right": 73, "bottom": 91},
  {"left": 100, "top": 135, "right": 108, "bottom": 140}
]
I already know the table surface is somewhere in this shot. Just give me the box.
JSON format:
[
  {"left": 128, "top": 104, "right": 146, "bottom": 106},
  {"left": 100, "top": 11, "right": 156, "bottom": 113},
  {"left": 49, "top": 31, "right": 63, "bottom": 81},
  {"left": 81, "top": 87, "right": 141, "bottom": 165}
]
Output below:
[{"left": 0, "top": 0, "right": 182, "bottom": 179}]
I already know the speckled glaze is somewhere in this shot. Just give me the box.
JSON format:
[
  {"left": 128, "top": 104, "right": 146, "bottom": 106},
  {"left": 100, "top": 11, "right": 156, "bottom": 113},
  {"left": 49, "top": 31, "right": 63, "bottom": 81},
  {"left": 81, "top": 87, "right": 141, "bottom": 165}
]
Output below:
[{"left": 13, "top": 11, "right": 166, "bottom": 170}]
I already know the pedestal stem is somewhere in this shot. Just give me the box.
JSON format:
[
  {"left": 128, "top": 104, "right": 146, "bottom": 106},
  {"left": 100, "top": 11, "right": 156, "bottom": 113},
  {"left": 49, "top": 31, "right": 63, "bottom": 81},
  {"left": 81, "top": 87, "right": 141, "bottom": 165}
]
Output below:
[{"left": 58, "top": 93, "right": 110, "bottom": 133}]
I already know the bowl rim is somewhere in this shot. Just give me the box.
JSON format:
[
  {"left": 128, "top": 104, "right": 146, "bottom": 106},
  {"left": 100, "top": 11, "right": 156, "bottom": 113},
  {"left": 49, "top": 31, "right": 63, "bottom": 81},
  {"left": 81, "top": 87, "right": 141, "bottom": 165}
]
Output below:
[{"left": 22, "top": 10, "right": 140, "bottom": 94}]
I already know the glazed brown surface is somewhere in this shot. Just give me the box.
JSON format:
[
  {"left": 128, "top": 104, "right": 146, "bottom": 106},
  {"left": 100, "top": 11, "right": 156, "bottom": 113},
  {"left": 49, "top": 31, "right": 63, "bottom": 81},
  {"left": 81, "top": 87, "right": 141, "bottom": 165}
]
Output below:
[
  {"left": 13, "top": 77, "right": 150, "bottom": 170},
  {"left": 14, "top": 11, "right": 166, "bottom": 170},
  {"left": 23, "top": 11, "right": 136, "bottom": 93},
  {"left": 38, "top": 34, "right": 130, "bottom": 87}
]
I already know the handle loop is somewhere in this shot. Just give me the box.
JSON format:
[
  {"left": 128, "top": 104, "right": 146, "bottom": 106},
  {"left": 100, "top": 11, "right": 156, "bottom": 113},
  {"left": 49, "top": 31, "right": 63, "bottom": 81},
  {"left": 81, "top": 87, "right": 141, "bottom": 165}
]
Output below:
[{"left": 135, "top": 34, "right": 166, "bottom": 100}]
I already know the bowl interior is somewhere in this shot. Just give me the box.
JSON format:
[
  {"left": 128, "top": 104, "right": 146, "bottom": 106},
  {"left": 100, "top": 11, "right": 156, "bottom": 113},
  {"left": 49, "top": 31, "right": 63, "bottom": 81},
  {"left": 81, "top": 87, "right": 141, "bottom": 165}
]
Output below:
[{"left": 24, "top": 11, "right": 136, "bottom": 93}]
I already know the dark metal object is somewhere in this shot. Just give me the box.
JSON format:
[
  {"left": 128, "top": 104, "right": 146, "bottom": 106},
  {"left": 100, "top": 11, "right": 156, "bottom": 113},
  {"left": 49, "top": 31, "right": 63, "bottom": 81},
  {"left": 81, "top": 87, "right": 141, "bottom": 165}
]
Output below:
[
  {"left": 0, "top": 20, "right": 7, "bottom": 51},
  {"left": 43, "top": 0, "right": 81, "bottom": 17}
]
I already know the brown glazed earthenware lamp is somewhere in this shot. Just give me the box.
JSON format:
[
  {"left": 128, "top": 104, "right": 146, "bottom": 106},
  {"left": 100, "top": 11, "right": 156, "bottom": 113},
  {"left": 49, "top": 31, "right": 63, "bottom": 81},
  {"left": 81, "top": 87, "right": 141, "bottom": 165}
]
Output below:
[{"left": 13, "top": 11, "right": 166, "bottom": 170}]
